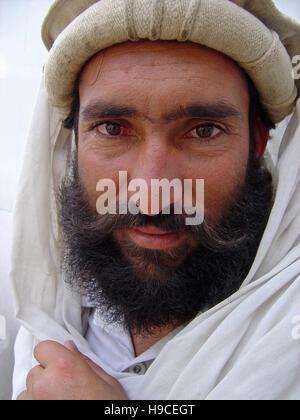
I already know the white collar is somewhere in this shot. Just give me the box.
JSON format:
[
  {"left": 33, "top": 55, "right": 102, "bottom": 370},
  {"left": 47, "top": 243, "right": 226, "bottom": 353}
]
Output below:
[{"left": 85, "top": 307, "right": 185, "bottom": 374}]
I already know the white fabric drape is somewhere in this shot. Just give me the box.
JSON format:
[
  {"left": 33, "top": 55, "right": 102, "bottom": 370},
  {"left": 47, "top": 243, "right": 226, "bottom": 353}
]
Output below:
[
  {"left": 0, "top": 210, "right": 19, "bottom": 400},
  {"left": 11, "top": 79, "right": 300, "bottom": 400}
]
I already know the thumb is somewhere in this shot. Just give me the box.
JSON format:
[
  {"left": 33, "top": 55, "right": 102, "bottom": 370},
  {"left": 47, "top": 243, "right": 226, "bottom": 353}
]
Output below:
[
  {"left": 64, "top": 340, "right": 113, "bottom": 381},
  {"left": 64, "top": 340, "right": 96, "bottom": 366},
  {"left": 64, "top": 340, "right": 80, "bottom": 353}
]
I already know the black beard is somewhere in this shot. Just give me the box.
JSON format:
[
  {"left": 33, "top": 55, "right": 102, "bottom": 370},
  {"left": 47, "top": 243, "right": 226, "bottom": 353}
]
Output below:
[{"left": 58, "top": 153, "right": 274, "bottom": 335}]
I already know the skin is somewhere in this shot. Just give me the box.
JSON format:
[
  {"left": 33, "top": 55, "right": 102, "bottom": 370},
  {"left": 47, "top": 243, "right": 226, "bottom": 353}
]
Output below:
[
  {"left": 18, "top": 341, "right": 127, "bottom": 400},
  {"left": 18, "top": 40, "right": 269, "bottom": 400},
  {"left": 79, "top": 41, "right": 250, "bottom": 219}
]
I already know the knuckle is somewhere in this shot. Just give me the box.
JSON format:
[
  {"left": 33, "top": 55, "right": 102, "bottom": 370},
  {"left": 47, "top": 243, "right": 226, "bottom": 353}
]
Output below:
[
  {"left": 26, "top": 365, "right": 39, "bottom": 388},
  {"left": 31, "top": 380, "right": 48, "bottom": 400},
  {"left": 34, "top": 340, "right": 50, "bottom": 352},
  {"left": 56, "top": 355, "right": 71, "bottom": 371},
  {"left": 55, "top": 355, "right": 77, "bottom": 377},
  {"left": 33, "top": 340, "right": 53, "bottom": 359}
]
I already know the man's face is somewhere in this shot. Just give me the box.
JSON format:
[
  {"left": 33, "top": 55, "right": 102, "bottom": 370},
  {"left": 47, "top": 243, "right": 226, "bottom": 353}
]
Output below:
[
  {"left": 78, "top": 40, "right": 250, "bottom": 244},
  {"left": 60, "top": 40, "right": 273, "bottom": 332}
]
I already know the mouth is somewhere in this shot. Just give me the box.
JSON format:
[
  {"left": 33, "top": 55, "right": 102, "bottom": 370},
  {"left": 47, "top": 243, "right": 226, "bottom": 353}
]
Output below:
[{"left": 126, "top": 224, "right": 187, "bottom": 250}]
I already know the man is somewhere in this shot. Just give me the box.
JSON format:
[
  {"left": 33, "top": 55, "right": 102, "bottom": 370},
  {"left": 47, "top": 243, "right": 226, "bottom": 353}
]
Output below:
[{"left": 12, "top": 0, "right": 300, "bottom": 400}]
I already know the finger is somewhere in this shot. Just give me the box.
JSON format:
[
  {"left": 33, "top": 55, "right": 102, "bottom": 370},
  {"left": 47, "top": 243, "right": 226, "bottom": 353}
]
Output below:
[
  {"left": 64, "top": 340, "right": 79, "bottom": 352},
  {"left": 26, "top": 365, "right": 44, "bottom": 390},
  {"left": 34, "top": 340, "right": 70, "bottom": 367},
  {"left": 64, "top": 340, "right": 116, "bottom": 384},
  {"left": 64, "top": 340, "right": 100, "bottom": 373},
  {"left": 64, "top": 340, "right": 102, "bottom": 372}
]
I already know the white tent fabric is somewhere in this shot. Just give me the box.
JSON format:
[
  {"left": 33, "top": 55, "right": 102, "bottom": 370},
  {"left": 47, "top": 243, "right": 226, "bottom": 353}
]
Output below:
[{"left": 10, "top": 77, "right": 300, "bottom": 400}]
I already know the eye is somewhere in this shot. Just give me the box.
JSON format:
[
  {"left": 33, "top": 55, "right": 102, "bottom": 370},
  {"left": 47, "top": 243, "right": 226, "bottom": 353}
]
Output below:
[
  {"left": 187, "top": 124, "right": 224, "bottom": 140},
  {"left": 94, "top": 122, "right": 133, "bottom": 137}
]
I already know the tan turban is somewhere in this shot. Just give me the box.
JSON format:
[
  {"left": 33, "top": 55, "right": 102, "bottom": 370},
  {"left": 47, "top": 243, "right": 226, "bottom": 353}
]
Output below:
[{"left": 41, "top": 0, "right": 300, "bottom": 124}]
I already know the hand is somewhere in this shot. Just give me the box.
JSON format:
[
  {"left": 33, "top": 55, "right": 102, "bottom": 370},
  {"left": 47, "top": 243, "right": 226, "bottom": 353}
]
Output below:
[{"left": 17, "top": 340, "right": 128, "bottom": 400}]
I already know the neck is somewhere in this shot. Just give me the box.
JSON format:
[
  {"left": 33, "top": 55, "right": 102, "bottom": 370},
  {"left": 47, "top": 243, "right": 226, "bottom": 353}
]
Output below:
[{"left": 130, "top": 323, "right": 179, "bottom": 357}]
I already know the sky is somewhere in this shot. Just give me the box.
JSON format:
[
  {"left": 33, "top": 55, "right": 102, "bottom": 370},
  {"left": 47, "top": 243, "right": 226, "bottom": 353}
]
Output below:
[{"left": 0, "top": 0, "right": 299, "bottom": 213}]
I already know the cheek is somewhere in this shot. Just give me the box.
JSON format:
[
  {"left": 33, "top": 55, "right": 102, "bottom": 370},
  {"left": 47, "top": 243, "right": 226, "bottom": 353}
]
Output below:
[
  {"left": 187, "top": 147, "right": 249, "bottom": 221},
  {"left": 78, "top": 143, "right": 121, "bottom": 210}
]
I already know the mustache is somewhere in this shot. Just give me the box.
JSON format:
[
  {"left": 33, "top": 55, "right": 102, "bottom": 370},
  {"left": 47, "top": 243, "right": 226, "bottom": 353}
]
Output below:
[
  {"left": 58, "top": 175, "right": 247, "bottom": 253},
  {"left": 57, "top": 150, "right": 274, "bottom": 255}
]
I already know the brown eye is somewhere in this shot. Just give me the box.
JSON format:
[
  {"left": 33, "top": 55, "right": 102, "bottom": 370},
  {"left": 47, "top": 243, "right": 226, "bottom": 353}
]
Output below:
[
  {"left": 95, "top": 122, "right": 133, "bottom": 137},
  {"left": 196, "top": 125, "right": 215, "bottom": 138},
  {"left": 104, "top": 122, "right": 122, "bottom": 136},
  {"left": 186, "top": 124, "right": 224, "bottom": 141}
]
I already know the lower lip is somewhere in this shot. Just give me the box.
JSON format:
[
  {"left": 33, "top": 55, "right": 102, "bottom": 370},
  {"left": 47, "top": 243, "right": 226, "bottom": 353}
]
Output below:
[{"left": 126, "top": 227, "right": 185, "bottom": 250}]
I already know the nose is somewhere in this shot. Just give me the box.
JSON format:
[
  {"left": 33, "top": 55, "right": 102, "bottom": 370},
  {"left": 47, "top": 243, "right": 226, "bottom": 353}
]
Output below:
[{"left": 127, "top": 138, "right": 181, "bottom": 216}]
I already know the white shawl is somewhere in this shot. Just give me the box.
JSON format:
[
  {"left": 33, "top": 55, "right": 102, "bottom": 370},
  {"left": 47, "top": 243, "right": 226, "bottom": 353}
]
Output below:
[{"left": 11, "top": 79, "right": 300, "bottom": 400}]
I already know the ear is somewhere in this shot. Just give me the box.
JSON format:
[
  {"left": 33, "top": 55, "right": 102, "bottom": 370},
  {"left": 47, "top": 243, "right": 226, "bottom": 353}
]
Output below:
[{"left": 255, "top": 118, "right": 270, "bottom": 160}]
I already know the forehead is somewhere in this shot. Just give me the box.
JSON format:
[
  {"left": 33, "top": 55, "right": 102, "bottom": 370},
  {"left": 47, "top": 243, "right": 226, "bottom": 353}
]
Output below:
[{"left": 79, "top": 40, "right": 249, "bottom": 114}]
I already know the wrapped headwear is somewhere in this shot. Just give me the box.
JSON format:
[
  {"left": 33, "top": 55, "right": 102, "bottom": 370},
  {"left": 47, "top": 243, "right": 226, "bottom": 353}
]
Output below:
[
  {"left": 11, "top": 0, "right": 300, "bottom": 399},
  {"left": 41, "top": 0, "right": 300, "bottom": 123}
]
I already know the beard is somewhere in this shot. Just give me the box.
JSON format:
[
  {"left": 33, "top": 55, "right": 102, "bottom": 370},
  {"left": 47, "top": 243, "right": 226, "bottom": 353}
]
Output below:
[{"left": 58, "top": 151, "right": 274, "bottom": 334}]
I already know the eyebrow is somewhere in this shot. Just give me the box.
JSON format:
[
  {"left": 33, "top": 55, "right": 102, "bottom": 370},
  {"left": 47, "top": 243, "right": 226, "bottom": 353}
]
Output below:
[
  {"left": 80, "top": 100, "right": 243, "bottom": 123},
  {"left": 80, "top": 101, "right": 140, "bottom": 122},
  {"left": 164, "top": 102, "right": 243, "bottom": 122}
]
